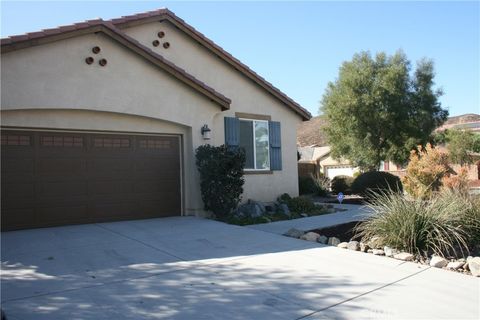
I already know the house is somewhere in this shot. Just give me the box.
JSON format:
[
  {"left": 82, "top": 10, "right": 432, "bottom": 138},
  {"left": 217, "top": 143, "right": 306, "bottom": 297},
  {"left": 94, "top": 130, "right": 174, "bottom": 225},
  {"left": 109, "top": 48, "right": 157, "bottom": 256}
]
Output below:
[
  {"left": 298, "top": 146, "right": 357, "bottom": 179},
  {"left": 0, "top": 9, "right": 311, "bottom": 230},
  {"left": 297, "top": 116, "right": 356, "bottom": 179}
]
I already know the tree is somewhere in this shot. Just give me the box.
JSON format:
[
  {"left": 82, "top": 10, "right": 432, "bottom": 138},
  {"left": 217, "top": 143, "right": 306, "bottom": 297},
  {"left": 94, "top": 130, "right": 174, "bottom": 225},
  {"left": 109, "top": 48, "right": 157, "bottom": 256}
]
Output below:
[
  {"left": 321, "top": 50, "right": 448, "bottom": 171},
  {"left": 445, "top": 129, "right": 479, "bottom": 165}
]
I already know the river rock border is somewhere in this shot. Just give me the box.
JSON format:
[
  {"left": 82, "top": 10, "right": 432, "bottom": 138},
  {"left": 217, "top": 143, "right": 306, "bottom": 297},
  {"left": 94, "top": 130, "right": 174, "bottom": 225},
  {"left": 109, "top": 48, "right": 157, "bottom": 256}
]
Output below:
[{"left": 283, "top": 228, "right": 480, "bottom": 277}]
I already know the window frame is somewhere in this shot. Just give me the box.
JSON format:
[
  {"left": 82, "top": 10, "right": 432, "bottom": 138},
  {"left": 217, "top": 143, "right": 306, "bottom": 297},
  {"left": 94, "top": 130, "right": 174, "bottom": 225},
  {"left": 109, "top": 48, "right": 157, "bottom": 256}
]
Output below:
[{"left": 239, "top": 117, "right": 270, "bottom": 171}]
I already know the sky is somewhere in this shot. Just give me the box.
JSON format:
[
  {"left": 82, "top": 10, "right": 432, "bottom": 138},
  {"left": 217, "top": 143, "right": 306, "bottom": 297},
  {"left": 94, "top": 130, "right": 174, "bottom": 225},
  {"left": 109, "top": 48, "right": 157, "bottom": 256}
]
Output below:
[{"left": 1, "top": 1, "right": 479, "bottom": 117}]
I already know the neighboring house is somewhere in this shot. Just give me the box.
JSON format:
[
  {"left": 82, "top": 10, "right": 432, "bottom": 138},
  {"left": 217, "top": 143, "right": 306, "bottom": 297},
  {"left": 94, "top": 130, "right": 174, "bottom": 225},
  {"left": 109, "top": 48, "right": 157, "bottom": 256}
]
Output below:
[
  {"left": 0, "top": 9, "right": 311, "bottom": 230},
  {"left": 297, "top": 116, "right": 356, "bottom": 179},
  {"left": 298, "top": 146, "right": 357, "bottom": 179}
]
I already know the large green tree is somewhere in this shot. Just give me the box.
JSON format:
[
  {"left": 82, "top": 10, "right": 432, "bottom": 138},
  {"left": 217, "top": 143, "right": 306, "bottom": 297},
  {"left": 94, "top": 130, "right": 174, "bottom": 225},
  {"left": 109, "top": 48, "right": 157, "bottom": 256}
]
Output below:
[
  {"left": 444, "top": 129, "right": 480, "bottom": 165},
  {"left": 321, "top": 50, "right": 448, "bottom": 171}
]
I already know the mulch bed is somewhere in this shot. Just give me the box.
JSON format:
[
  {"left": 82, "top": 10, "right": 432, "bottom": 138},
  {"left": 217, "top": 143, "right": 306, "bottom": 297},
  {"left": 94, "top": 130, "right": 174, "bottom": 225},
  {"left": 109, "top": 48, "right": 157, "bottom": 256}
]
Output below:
[{"left": 309, "top": 221, "right": 362, "bottom": 242}]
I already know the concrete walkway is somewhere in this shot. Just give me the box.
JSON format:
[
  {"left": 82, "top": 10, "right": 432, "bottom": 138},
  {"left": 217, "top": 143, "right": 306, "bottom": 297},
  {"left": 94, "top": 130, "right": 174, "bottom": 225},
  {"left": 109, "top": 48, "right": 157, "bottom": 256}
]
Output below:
[
  {"left": 248, "top": 203, "right": 372, "bottom": 235},
  {"left": 1, "top": 217, "right": 479, "bottom": 319}
]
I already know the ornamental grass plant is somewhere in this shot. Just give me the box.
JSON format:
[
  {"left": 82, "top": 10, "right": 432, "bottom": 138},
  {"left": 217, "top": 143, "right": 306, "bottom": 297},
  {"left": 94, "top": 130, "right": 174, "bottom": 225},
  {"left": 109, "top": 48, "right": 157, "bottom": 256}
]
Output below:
[{"left": 355, "top": 189, "right": 480, "bottom": 258}]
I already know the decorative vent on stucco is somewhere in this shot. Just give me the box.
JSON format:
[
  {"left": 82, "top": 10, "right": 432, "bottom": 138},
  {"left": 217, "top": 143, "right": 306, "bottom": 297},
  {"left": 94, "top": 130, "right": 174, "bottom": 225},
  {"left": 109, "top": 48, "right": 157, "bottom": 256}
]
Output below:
[
  {"left": 85, "top": 46, "right": 107, "bottom": 67},
  {"left": 152, "top": 31, "right": 170, "bottom": 49}
]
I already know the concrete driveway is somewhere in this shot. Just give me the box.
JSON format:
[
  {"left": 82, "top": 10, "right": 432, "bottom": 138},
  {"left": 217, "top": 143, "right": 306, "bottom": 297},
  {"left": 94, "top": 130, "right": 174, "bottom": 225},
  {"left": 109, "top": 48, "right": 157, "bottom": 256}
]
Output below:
[{"left": 1, "top": 217, "right": 479, "bottom": 319}]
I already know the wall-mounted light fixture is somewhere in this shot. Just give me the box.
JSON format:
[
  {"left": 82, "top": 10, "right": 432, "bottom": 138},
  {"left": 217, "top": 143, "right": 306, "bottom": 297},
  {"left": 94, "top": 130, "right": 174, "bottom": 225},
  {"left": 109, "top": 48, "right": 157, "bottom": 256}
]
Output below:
[{"left": 201, "top": 124, "right": 211, "bottom": 140}]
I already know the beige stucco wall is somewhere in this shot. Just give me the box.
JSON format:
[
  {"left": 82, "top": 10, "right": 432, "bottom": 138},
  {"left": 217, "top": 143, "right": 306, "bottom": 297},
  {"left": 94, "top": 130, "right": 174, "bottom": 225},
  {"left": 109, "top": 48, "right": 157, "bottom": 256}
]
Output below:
[
  {"left": 124, "top": 21, "right": 302, "bottom": 202},
  {"left": 1, "top": 32, "right": 220, "bottom": 216},
  {"left": 1, "top": 23, "right": 303, "bottom": 216}
]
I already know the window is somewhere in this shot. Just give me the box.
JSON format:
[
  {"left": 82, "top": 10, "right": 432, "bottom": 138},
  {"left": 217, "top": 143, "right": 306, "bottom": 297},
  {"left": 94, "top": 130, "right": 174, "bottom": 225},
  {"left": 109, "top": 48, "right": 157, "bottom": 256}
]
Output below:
[
  {"left": 239, "top": 119, "right": 270, "bottom": 170},
  {"left": 41, "top": 135, "right": 83, "bottom": 147},
  {"left": 93, "top": 137, "right": 130, "bottom": 148},
  {"left": 139, "top": 139, "right": 171, "bottom": 149},
  {"left": 1, "top": 134, "right": 30, "bottom": 146}
]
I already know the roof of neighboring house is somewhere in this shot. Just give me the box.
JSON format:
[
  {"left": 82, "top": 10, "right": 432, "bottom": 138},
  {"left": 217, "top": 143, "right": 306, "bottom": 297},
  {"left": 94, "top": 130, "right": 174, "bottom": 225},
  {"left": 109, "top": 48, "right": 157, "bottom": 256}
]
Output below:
[
  {"left": 298, "top": 145, "right": 330, "bottom": 162},
  {"left": 1, "top": 8, "right": 311, "bottom": 121},
  {"left": 1, "top": 20, "right": 231, "bottom": 110},
  {"left": 297, "top": 115, "right": 328, "bottom": 147}
]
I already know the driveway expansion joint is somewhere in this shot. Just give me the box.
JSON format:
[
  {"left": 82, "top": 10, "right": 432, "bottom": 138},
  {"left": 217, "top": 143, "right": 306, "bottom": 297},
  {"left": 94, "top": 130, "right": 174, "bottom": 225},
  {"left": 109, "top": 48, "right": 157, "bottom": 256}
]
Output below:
[
  {"left": 94, "top": 223, "right": 186, "bottom": 261},
  {"left": 295, "top": 266, "right": 432, "bottom": 319}
]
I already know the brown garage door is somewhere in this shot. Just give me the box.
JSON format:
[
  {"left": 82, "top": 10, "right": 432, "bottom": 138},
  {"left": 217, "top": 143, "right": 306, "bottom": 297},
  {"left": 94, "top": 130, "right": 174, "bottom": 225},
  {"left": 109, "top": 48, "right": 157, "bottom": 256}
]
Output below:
[{"left": 1, "top": 130, "right": 181, "bottom": 231}]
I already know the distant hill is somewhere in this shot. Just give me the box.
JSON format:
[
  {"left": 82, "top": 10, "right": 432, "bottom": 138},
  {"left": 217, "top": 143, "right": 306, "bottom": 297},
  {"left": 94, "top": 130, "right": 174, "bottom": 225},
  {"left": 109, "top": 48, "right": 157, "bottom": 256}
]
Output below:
[
  {"left": 297, "top": 113, "right": 480, "bottom": 147},
  {"left": 436, "top": 113, "right": 480, "bottom": 132},
  {"left": 297, "top": 116, "right": 328, "bottom": 147}
]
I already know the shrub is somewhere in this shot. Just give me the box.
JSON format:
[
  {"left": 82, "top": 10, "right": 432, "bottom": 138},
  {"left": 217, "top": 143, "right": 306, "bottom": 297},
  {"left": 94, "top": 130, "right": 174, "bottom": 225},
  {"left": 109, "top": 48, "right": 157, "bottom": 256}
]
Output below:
[
  {"left": 195, "top": 144, "right": 245, "bottom": 219},
  {"left": 354, "top": 190, "right": 479, "bottom": 258},
  {"left": 312, "top": 173, "right": 330, "bottom": 196},
  {"left": 299, "top": 176, "right": 317, "bottom": 195},
  {"left": 402, "top": 143, "right": 450, "bottom": 199},
  {"left": 299, "top": 174, "right": 330, "bottom": 196},
  {"left": 285, "top": 196, "right": 316, "bottom": 213},
  {"left": 331, "top": 175, "right": 354, "bottom": 194},
  {"left": 441, "top": 167, "right": 469, "bottom": 195},
  {"left": 351, "top": 171, "right": 402, "bottom": 197},
  {"left": 278, "top": 194, "right": 322, "bottom": 214}
]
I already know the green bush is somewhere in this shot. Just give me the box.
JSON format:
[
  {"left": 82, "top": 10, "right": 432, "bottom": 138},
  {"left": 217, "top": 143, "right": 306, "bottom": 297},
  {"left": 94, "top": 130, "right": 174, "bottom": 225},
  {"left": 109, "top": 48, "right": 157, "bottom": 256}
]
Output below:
[
  {"left": 351, "top": 171, "right": 402, "bottom": 197},
  {"left": 331, "top": 175, "right": 354, "bottom": 194},
  {"left": 298, "top": 174, "right": 330, "bottom": 196},
  {"left": 277, "top": 194, "right": 329, "bottom": 215},
  {"left": 354, "top": 190, "right": 480, "bottom": 258},
  {"left": 196, "top": 144, "right": 245, "bottom": 218},
  {"left": 285, "top": 196, "right": 316, "bottom": 213}
]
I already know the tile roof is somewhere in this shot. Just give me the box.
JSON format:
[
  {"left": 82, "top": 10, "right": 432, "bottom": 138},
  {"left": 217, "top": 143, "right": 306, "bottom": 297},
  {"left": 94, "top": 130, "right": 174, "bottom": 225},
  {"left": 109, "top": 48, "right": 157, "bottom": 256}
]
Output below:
[{"left": 1, "top": 8, "right": 312, "bottom": 120}]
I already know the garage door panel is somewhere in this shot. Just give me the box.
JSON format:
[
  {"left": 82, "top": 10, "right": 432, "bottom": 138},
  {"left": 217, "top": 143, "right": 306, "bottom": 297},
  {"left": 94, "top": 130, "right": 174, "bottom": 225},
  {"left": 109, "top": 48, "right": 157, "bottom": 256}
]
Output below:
[
  {"left": 88, "top": 158, "right": 134, "bottom": 175},
  {"left": 37, "top": 205, "right": 89, "bottom": 224},
  {"left": 36, "top": 181, "right": 88, "bottom": 197},
  {"left": 1, "top": 182, "right": 35, "bottom": 199},
  {"left": 1, "top": 130, "right": 181, "bottom": 230},
  {"left": 36, "top": 158, "right": 87, "bottom": 175},
  {"left": 133, "top": 180, "right": 179, "bottom": 193},
  {"left": 1, "top": 158, "right": 35, "bottom": 174},
  {"left": 89, "top": 180, "right": 133, "bottom": 195},
  {"left": 91, "top": 201, "right": 137, "bottom": 219},
  {"left": 1, "top": 208, "right": 35, "bottom": 229}
]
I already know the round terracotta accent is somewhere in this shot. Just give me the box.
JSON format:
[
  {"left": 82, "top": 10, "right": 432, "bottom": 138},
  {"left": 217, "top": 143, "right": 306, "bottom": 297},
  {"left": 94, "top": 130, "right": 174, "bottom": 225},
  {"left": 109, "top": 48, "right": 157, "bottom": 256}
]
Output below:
[
  {"left": 157, "top": 31, "right": 165, "bottom": 38},
  {"left": 85, "top": 57, "right": 94, "bottom": 65},
  {"left": 163, "top": 42, "right": 170, "bottom": 49},
  {"left": 152, "top": 40, "right": 160, "bottom": 47},
  {"left": 99, "top": 59, "right": 107, "bottom": 67},
  {"left": 92, "top": 46, "right": 101, "bottom": 54}
]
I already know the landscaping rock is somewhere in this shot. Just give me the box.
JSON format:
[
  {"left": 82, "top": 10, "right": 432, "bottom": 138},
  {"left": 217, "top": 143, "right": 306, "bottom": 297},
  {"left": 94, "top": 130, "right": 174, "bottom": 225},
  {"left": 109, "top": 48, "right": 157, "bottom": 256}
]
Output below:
[
  {"left": 317, "top": 235, "right": 328, "bottom": 244},
  {"left": 468, "top": 257, "right": 480, "bottom": 277},
  {"left": 384, "top": 246, "right": 399, "bottom": 257},
  {"left": 236, "top": 201, "right": 265, "bottom": 218},
  {"left": 360, "top": 242, "right": 370, "bottom": 252},
  {"left": 300, "top": 232, "right": 320, "bottom": 242},
  {"left": 347, "top": 241, "right": 360, "bottom": 251},
  {"left": 265, "top": 204, "right": 275, "bottom": 213},
  {"left": 430, "top": 256, "right": 448, "bottom": 268},
  {"left": 337, "top": 242, "right": 349, "bottom": 249},
  {"left": 446, "top": 261, "right": 465, "bottom": 270},
  {"left": 283, "top": 228, "right": 305, "bottom": 239},
  {"left": 328, "top": 237, "right": 341, "bottom": 246},
  {"left": 393, "top": 252, "right": 414, "bottom": 261},
  {"left": 300, "top": 213, "right": 309, "bottom": 218},
  {"left": 464, "top": 256, "right": 473, "bottom": 271},
  {"left": 372, "top": 249, "right": 385, "bottom": 256},
  {"left": 278, "top": 203, "right": 291, "bottom": 216}
]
